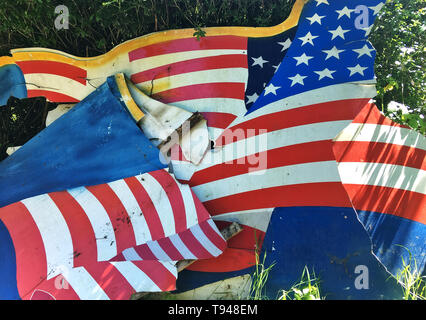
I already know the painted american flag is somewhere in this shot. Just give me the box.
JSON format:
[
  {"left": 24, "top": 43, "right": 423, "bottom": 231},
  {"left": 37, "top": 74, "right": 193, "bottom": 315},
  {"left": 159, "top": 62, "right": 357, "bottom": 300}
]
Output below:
[
  {"left": 333, "top": 103, "right": 426, "bottom": 276},
  {"left": 0, "top": 169, "right": 226, "bottom": 300},
  {"left": 172, "top": 0, "right": 391, "bottom": 276}
]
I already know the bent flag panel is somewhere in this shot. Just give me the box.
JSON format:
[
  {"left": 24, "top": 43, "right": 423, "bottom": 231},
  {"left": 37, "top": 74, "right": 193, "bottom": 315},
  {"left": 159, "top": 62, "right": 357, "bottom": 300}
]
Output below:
[
  {"left": 0, "top": 169, "right": 226, "bottom": 300},
  {"left": 0, "top": 75, "right": 167, "bottom": 208},
  {"left": 333, "top": 103, "right": 426, "bottom": 276}
]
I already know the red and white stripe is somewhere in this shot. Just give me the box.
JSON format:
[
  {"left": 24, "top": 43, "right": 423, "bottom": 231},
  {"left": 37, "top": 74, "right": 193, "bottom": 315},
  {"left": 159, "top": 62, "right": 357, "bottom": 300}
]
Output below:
[
  {"left": 176, "top": 81, "right": 378, "bottom": 272},
  {"left": 15, "top": 60, "right": 90, "bottom": 103},
  {"left": 0, "top": 168, "right": 226, "bottom": 299},
  {"left": 28, "top": 260, "right": 177, "bottom": 300},
  {"left": 128, "top": 35, "right": 249, "bottom": 141},
  {"left": 333, "top": 103, "right": 426, "bottom": 224}
]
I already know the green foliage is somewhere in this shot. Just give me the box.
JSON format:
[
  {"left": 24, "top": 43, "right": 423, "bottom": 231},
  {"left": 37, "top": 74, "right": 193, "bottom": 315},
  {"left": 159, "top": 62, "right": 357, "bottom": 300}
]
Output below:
[
  {"left": 278, "top": 266, "right": 323, "bottom": 300},
  {"left": 393, "top": 246, "right": 426, "bottom": 300},
  {"left": 248, "top": 251, "right": 275, "bottom": 300},
  {"left": 370, "top": 0, "right": 425, "bottom": 134}
]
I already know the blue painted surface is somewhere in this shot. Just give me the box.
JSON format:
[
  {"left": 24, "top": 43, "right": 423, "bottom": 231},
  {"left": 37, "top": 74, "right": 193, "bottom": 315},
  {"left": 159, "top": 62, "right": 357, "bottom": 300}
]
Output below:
[
  {"left": 0, "top": 219, "right": 20, "bottom": 300},
  {"left": 177, "top": 206, "right": 403, "bottom": 299},
  {"left": 0, "top": 76, "right": 167, "bottom": 208},
  {"left": 247, "top": 0, "right": 382, "bottom": 115},
  {"left": 357, "top": 210, "right": 426, "bottom": 276},
  {"left": 0, "top": 64, "right": 27, "bottom": 106}
]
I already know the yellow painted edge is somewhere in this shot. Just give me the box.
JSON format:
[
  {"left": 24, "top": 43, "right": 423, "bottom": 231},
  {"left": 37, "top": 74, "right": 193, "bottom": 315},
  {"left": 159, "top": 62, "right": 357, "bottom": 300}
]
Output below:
[
  {"left": 7, "top": 0, "right": 305, "bottom": 67},
  {"left": 114, "top": 73, "right": 145, "bottom": 122}
]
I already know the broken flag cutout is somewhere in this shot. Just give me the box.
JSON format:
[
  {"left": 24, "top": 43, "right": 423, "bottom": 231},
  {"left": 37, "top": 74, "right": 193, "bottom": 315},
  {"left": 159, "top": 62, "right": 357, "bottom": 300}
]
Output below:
[
  {"left": 0, "top": 0, "right": 424, "bottom": 300},
  {"left": 0, "top": 74, "right": 225, "bottom": 299}
]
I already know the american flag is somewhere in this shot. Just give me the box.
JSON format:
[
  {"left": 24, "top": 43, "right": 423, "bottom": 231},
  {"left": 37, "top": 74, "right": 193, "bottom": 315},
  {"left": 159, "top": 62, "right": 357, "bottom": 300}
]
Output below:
[
  {"left": 172, "top": 0, "right": 391, "bottom": 275},
  {"left": 0, "top": 169, "right": 226, "bottom": 300},
  {"left": 333, "top": 103, "right": 426, "bottom": 276},
  {"left": 1, "top": 0, "right": 424, "bottom": 298}
]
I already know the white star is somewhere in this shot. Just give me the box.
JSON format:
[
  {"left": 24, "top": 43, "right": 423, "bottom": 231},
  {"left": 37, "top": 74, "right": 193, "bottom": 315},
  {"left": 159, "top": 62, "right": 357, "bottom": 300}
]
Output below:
[
  {"left": 288, "top": 74, "right": 307, "bottom": 87},
  {"left": 322, "top": 46, "right": 345, "bottom": 60},
  {"left": 246, "top": 92, "right": 259, "bottom": 104},
  {"left": 278, "top": 38, "right": 292, "bottom": 52},
  {"left": 299, "top": 32, "right": 319, "bottom": 46},
  {"left": 314, "top": 68, "right": 336, "bottom": 80},
  {"left": 264, "top": 83, "right": 281, "bottom": 96},
  {"left": 272, "top": 62, "right": 281, "bottom": 73},
  {"left": 336, "top": 6, "right": 355, "bottom": 19},
  {"left": 306, "top": 13, "right": 325, "bottom": 25},
  {"left": 348, "top": 64, "right": 368, "bottom": 77},
  {"left": 353, "top": 45, "right": 375, "bottom": 58},
  {"left": 329, "top": 26, "right": 350, "bottom": 40},
  {"left": 251, "top": 56, "right": 268, "bottom": 68},
  {"left": 315, "top": 0, "right": 329, "bottom": 6},
  {"left": 369, "top": 2, "right": 385, "bottom": 15},
  {"left": 361, "top": 25, "right": 374, "bottom": 37},
  {"left": 293, "top": 53, "right": 314, "bottom": 66}
]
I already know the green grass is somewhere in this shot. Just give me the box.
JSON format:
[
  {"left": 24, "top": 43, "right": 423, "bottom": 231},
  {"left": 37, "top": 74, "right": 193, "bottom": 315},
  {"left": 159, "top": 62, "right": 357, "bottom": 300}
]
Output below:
[
  {"left": 277, "top": 266, "right": 323, "bottom": 300},
  {"left": 393, "top": 246, "right": 426, "bottom": 300}
]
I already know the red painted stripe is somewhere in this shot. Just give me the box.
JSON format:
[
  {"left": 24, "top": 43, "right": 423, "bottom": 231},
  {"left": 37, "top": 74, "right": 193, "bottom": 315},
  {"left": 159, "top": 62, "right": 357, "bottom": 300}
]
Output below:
[
  {"left": 178, "top": 228, "right": 213, "bottom": 258},
  {"left": 49, "top": 191, "right": 98, "bottom": 267},
  {"left": 133, "top": 243, "right": 158, "bottom": 260},
  {"left": 148, "top": 170, "right": 187, "bottom": 233},
  {"left": 16, "top": 60, "right": 87, "bottom": 85},
  {"left": 124, "top": 176, "right": 165, "bottom": 240},
  {"left": 201, "top": 182, "right": 352, "bottom": 216},
  {"left": 200, "top": 111, "right": 237, "bottom": 129},
  {"left": 28, "top": 275, "right": 80, "bottom": 300},
  {"left": 131, "top": 54, "right": 248, "bottom": 84},
  {"left": 190, "top": 140, "right": 335, "bottom": 186},
  {"left": 152, "top": 82, "right": 245, "bottom": 104},
  {"left": 187, "top": 223, "right": 264, "bottom": 272},
  {"left": 0, "top": 202, "right": 47, "bottom": 298},
  {"left": 333, "top": 141, "right": 426, "bottom": 170},
  {"left": 156, "top": 237, "right": 185, "bottom": 261},
  {"left": 129, "top": 35, "right": 247, "bottom": 62},
  {"left": 85, "top": 261, "right": 133, "bottom": 300},
  {"left": 216, "top": 98, "right": 370, "bottom": 147},
  {"left": 85, "top": 184, "right": 137, "bottom": 257},
  {"left": 353, "top": 103, "right": 411, "bottom": 129},
  {"left": 342, "top": 184, "right": 426, "bottom": 225},
  {"left": 132, "top": 261, "right": 176, "bottom": 292},
  {"left": 198, "top": 220, "right": 227, "bottom": 252},
  {"left": 27, "top": 89, "right": 80, "bottom": 103}
]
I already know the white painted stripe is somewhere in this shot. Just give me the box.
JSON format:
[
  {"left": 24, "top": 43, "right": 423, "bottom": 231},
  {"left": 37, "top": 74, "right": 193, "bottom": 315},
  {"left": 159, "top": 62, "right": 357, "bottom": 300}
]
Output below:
[
  {"left": 139, "top": 68, "right": 248, "bottom": 95},
  {"left": 177, "top": 120, "right": 352, "bottom": 173},
  {"left": 159, "top": 261, "right": 178, "bottom": 278},
  {"left": 107, "top": 179, "right": 152, "bottom": 244},
  {"left": 337, "top": 162, "right": 426, "bottom": 194},
  {"left": 67, "top": 187, "right": 117, "bottom": 261},
  {"left": 212, "top": 208, "right": 274, "bottom": 232},
  {"left": 122, "top": 247, "right": 143, "bottom": 261},
  {"left": 110, "top": 261, "right": 161, "bottom": 292},
  {"left": 190, "top": 224, "right": 223, "bottom": 257},
  {"left": 169, "top": 233, "right": 197, "bottom": 260},
  {"left": 170, "top": 160, "right": 196, "bottom": 181},
  {"left": 130, "top": 49, "right": 247, "bottom": 74},
  {"left": 135, "top": 173, "right": 176, "bottom": 237},
  {"left": 24, "top": 73, "right": 91, "bottom": 101},
  {"left": 147, "top": 241, "right": 172, "bottom": 261},
  {"left": 230, "top": 81, "right": 377, "bottom": 127},
  {"left": 179, "top": 183, "right": 199, "bottom": 228},
  {"left": 206, "top": 219, "right": 225, "bottom": 238},
  {"left": 21, "top": 194, "right": 74, "bottom": 280},
  {"left": 193, "top": 161, "right": 342, "bottom": 202},
  {"left": 333, "top": 123, "right": 426, "bottom": 150},
  {"left": 64, "top": 267, "right": 110, "bottom": 300}
]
